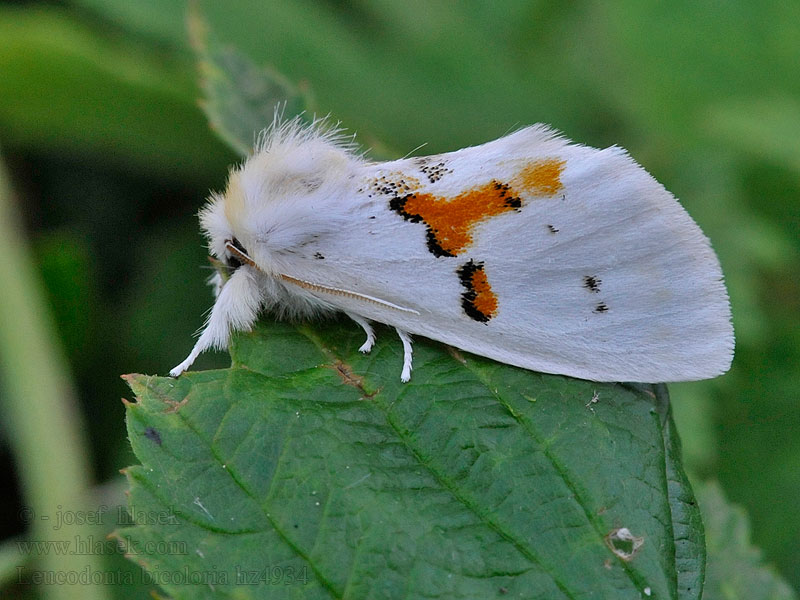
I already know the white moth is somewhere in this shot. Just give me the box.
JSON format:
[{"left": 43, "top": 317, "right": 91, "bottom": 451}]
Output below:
[{"left": 171, "top": 117, "right": 734, "bottom": 383}]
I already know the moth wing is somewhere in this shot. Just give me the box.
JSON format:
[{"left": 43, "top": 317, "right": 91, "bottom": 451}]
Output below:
[{"left": 280, "top": 126, "right": 733, "bottom": 382}]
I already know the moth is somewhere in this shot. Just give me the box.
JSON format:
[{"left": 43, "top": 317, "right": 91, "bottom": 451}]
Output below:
[{"left": 171, "top": 117, "right": 733, "bottom": 382}]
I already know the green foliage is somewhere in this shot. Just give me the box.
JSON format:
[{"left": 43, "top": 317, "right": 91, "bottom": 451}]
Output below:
[
  {"left": 115, "top": 11, "right": 709, "bottom": 596},
  {"left": 0, "top": 5, "right": 233, "bottom": 180},
  {"left": 115, "top": 20, "right": 799, "bottom": 593},
  {"left": 699, "top": 482, "right": 797, "bottom": 600},
  {"left": 0, "top": 147, "right": 107, "bottom": 600},
  {"left": 187, "top": 4, "right": 308, "bottom": 156},
  {"left": 121, "top": 322, "right": 703, "bottom": 599},
  {"left": 1, "top": 0, "right": 798, "bottom": 598}
]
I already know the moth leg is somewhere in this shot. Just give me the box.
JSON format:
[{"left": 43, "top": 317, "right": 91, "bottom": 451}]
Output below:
[
  {"left": 170, "top": 268, "right": 261, "bottom": 377},
  {"left": 396, "top": 328, "right": 414, "bottom": 383},
  {"left": 347, "top": 313, "right": 375, "bottom": 353}
]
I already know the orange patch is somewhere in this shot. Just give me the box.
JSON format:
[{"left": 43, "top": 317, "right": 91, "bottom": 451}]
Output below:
[
  {"left": 517, "top": 159, "right": 565, "bottom": 196},
  {"left": 469, "top": 267, "right": 498, "bottom": 319},
  {"left": 457, "top": 260, "right": 498, "bottom": 322},
  {"left": 390, "top": 181, "right": 522, "bottom": 257}
]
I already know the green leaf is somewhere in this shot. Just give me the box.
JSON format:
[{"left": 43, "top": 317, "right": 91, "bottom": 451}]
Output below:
[
  {"left": 119, "top": 320, "right": 703, "bottom": 599},
  {"left": 187, "top": 3, "right": 308, "bottom": 156},
  {"left": 117, "top": 7, "right": 706, "bottom": 597},
  {"left": 706, "top": 97, "right": 800, "bottom": 175},
  {"left": 699, "top": 481, "right": 797, "bottom": 600},
  {"left": 0, "top": 5, "right": 233, "bottom": 181}
]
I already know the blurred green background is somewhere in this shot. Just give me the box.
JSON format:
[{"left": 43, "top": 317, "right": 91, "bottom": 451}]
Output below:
[{"left": 0, "top": 0, "right": 798, "bottom": 597}]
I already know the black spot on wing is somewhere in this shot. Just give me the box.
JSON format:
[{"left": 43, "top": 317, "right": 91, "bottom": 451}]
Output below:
[
  {"left": 368, "top": 174, "right": 415, "bottom": 197},
  {"left": 583, "top": 275, "right": 602, "bottom": 293},
  {"left": 419, "top": 160, "right": 453, "bottom": 184},
  {"left": 493, "top": 181, "right": 522, "bottom": 209}
]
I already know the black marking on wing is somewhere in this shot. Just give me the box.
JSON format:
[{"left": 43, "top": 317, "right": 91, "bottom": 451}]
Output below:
[{"left": 583, "top": 275, "right": 602, "bottom": 293}]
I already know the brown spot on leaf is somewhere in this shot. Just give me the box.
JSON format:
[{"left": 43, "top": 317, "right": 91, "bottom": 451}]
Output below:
[
  {"left": 163, "top": 396, "right": 189, "bottom": 414},
  {"left": 330, "top": 361, "right": 377, "bottom": 398},
  {"left": 604, "top": 527, "right": 644, "bottom": 561}
]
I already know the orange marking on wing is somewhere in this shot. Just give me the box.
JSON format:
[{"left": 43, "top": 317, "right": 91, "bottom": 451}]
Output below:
[
  {"left": 457, "top": 260, "right": 498, "bottom": 322},
  {"left": 392, "top": 181, "right": 521, "bottom": 257},
  {"left": 517, "top": 159, "right": 565, "bottom": 195},
  {"left": 469, "top": 267, "right": 498, "bottom": 319}
]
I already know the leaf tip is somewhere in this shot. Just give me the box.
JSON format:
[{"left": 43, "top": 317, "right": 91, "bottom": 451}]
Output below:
[
  {"left": 186, "top": 0, "right": 209, "bottom": 54},
  {"left": 121, "top": 373, "right": 150, "bottom": 396}
]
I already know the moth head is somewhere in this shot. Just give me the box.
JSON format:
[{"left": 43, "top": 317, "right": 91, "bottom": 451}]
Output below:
[
  {"left": 199, "top": 164, "right": 273, "bottom": 276},
  {"left": 199, "top": 184, "right": 257, "bottom": 276},
  {"left": 172, "top": 118, "right": 362, "bottom": 379},
  {"left": 199, "top": 117, "right": 359, "bottom": 276}
]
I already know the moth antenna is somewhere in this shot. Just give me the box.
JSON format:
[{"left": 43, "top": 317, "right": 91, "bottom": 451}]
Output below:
[
  {"left": 402, "top": 142, "right": 428, "bottom": 159},
  {"left": 279, "top": 274, "right": 419, "bottom": 314}
]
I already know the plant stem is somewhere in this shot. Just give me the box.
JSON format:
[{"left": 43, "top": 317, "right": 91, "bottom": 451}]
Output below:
[{"left": 0, "top": 152, "right": 108, "bottom": 600}]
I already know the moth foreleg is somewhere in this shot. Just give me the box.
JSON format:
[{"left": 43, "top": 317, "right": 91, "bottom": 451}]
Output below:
[
  {"left": 347, "top": 313, "right": 376, "bottom": 354},
  {"left": 396, "top": 328, "right": 414, "bottom": 383}
]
